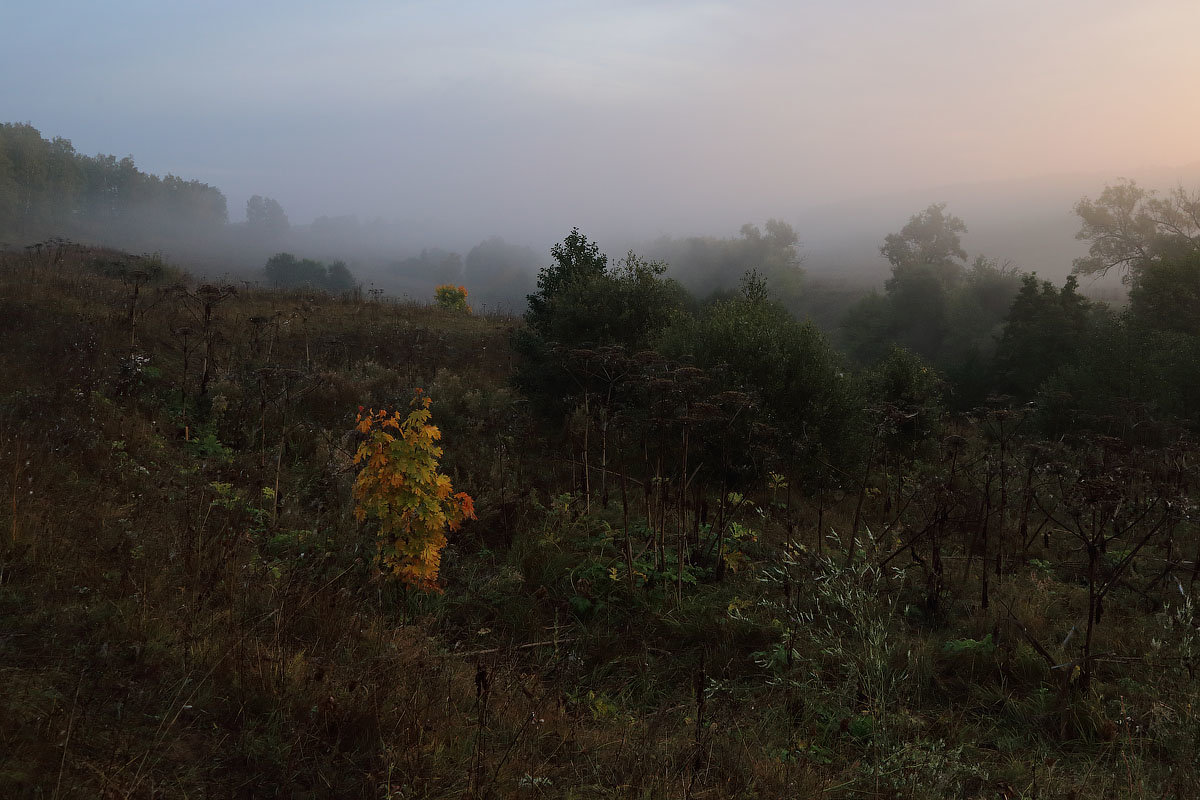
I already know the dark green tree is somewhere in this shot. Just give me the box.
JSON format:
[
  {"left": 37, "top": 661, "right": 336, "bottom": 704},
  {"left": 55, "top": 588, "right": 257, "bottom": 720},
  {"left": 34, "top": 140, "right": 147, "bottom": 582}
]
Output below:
[
  {"left": 1128, "top": 250, "right": 1200, "bottom": 337},
  {"left": 941, "top": 257, "right": 1023, "bottom": 406},
  {"left": 263, "top": 252, "right": 355, "bottom": 292},
  {"left": 524, "top": 227, "right": 610, "bottom": 337},
  {"left": 528, "top": 251, "right": 683, "bottom": 350},
  {"left": 838, "top": 290, "right": 890, "bottom": 359},
  {"left": 842, "top": 204, "right": 974, "bottom": 366},
  {"left": 325, "top": 260, "right": 357, "bottom": 292},
  {"left": 881, "top": 202, "right": 968, "bottom": 289},
  {"left": 864, "top": 346, "right": 945, "bottom": 456},
  {"left": 659, "top": 272, "right": 862, "bottom": 474},
  {"left": 1038, "top": 312, "right": 1200, "bottom": 437},
  {"left": 513, "top": 230, "right": 687, "bottom": 420},
  {"left": 885, "top": 262, "right": 952, "bottom": 359},
  {"left": 992, "top": 274, "right": 1091, "bottom": 400}
]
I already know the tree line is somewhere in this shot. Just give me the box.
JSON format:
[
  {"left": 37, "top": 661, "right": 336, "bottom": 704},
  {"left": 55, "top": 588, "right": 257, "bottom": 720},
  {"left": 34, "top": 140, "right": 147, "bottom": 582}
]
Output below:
[
  {"left": 0, "top": 122, "right": 227, "bottom": 246},
  {"left": 838, "top": 186, "right": 1200, "bottom": 431},
  {"left": 514, "top": 180, "right": 1200, "bottom": 524},
  {"left": 497, "top": 192, "right": 1200, "bottom": 731}
]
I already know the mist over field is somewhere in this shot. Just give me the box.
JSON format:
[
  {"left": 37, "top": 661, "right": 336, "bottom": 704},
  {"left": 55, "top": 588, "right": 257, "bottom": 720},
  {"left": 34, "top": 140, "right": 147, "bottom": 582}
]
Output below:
[{"left": 4, "top": 0, "right": 1200, "bottom": 297}]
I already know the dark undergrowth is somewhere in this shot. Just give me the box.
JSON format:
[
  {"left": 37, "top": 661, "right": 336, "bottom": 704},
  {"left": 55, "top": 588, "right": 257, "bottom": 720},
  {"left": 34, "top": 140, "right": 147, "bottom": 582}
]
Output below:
[{"left": 2, "top": 244, "right": 1198, "bottom": 798}]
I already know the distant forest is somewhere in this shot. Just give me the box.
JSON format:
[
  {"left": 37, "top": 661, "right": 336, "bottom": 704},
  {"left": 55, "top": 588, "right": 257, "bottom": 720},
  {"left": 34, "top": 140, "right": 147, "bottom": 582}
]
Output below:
[
  {"left": 5, "top": 121, "right": 1200, "bottom": 407},
  {"left": 0, "top": 122, "right": 227, "bottom": 247},
  {"left": 0, "top": 122, "right": 844, "bottom": 313}
]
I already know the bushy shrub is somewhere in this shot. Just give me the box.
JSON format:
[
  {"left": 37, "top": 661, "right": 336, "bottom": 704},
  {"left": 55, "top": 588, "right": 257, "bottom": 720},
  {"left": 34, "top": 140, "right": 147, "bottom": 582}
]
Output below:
[
  {"left": 659, "top": 272, "right": 864, "bottom": 476},
  {"left": 352, "top": 392, "right": 476, "bottom": 591},
  {"left": 434, "top": 284, "right": 470, "bottom": 312}
]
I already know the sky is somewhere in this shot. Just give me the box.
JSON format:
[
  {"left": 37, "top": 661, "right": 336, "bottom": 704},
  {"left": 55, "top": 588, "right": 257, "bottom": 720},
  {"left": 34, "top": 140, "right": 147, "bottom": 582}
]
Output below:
[{"left": 4, "top": 0, "right": 1200, "bottom": 253}]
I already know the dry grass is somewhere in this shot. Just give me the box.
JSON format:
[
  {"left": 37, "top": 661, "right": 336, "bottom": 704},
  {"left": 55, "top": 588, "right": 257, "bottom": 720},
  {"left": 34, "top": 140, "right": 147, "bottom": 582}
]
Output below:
[{"left": 2, "top": 247, "right": 1199, "bottom": 798}]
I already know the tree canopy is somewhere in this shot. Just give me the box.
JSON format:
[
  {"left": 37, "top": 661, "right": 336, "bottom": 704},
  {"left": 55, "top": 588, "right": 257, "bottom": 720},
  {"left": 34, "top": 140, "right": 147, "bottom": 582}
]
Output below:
[
  {"left": 0, "top": 122, "right": 227, "bottom": 245},
  {"left": 881, "top": 202, "right": 968, "bottom": 288},
  {"left": 1073, "top": 180, "right": 1200, "bottom": 283},
  {"left": 246, "top": 195, "right": 289, "bottom": 239},
  {"left": 263, "top": 252, "right": 357, "bottom": 292}
]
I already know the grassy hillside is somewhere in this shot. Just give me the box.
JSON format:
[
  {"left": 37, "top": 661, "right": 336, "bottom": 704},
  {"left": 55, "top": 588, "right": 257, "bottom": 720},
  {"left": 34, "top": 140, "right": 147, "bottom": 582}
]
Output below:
[{"left": 2, "top": 244, "right": 1198, "bottom": 798}]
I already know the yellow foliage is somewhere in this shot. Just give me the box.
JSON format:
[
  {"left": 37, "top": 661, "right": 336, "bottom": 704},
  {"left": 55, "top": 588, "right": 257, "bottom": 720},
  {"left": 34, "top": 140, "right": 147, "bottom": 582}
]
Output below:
[
  {"left": 352, "top": 392, "right": 475, "bottom": 592},
  {"left": 434, "top": 284, "right": 470, "bottom": 312}
]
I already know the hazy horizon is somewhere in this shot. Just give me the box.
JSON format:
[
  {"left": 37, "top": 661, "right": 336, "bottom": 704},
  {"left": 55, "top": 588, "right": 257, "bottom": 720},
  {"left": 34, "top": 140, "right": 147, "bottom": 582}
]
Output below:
[{"left": 6, "top": 0, "right": 1200, "bottom": 274}]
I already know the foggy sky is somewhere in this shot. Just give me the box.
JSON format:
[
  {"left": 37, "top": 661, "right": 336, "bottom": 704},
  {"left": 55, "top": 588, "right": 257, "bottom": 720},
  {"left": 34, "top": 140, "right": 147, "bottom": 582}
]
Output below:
[{"left": 5, "top": 0, "right": 1200, "bottom": 253}]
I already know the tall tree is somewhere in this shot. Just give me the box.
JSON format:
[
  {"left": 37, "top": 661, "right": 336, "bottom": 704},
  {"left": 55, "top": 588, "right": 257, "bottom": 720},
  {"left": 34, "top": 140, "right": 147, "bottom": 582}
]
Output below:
[
  {"left": 843, "top": 203, "right": 970, "bottom": 364},
  {"left": 993, "top": 274, "right": 1091, "bottom": 399},
  {"left": 1073, "top": 179, "right": 1200, "bottom": 283},
  {"left": 513, "top": 230, "right": 686, "bottom": 420},
  {"left": 660, "top": 271, "right": 862, "bottom": 474},
  {"left": 1128, "top": 249, "right": 1200, "bottom": 336},
  {"left": 881, "top": 202, "right": 968, "bottom": 290},
  {"left": 246, "top": 195, "right": 289, "bottom": 238},
  {"left": 525, "top": 227, "right": 609, "bottom": 336}
]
